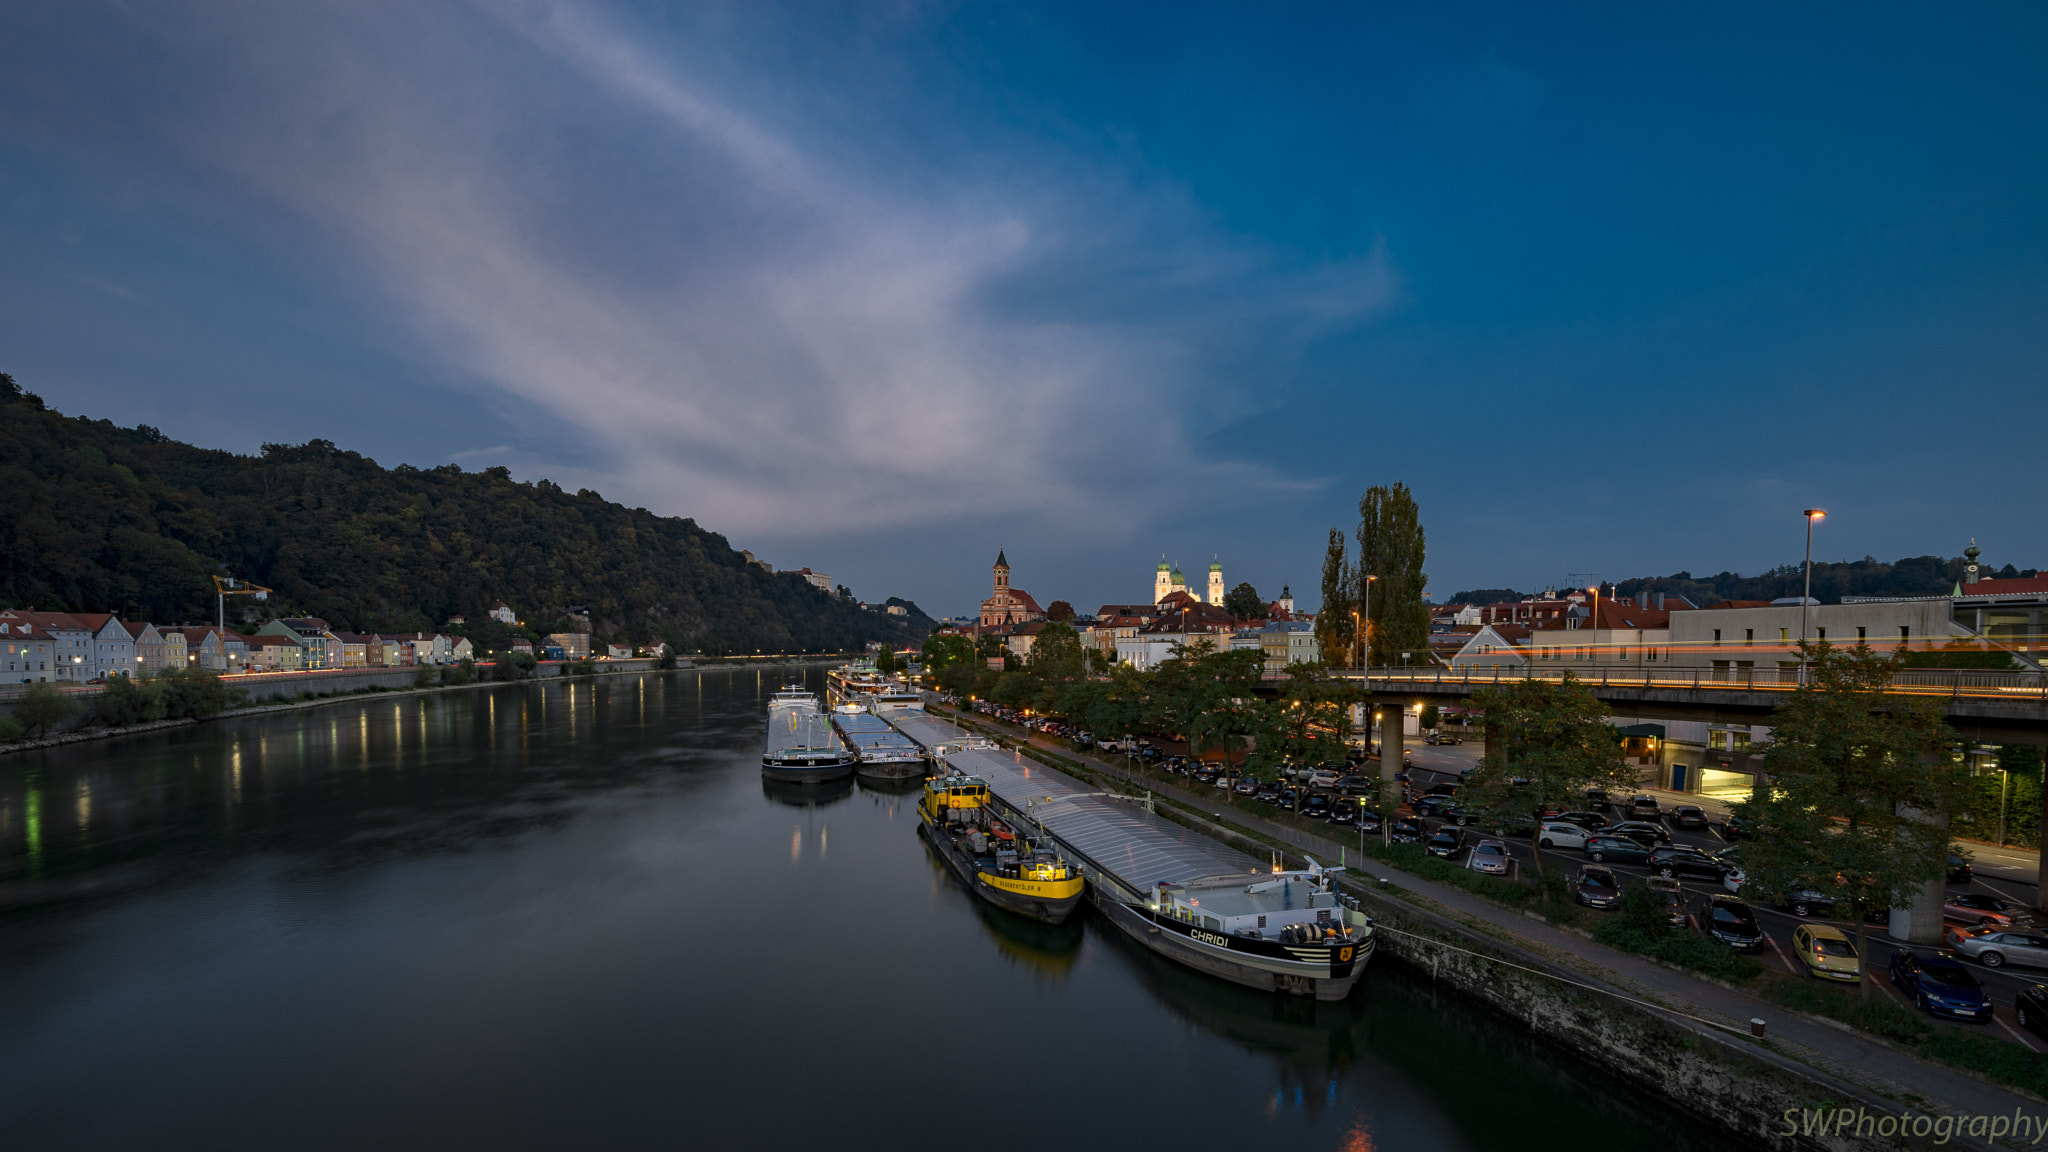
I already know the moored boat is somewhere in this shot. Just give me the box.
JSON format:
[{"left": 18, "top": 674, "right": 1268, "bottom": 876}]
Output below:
[
  {"left": 917, "top": 773, "right": 1085, "bottom": 924},
  {"left": 762, "top": 686, "right": 856, "bottom": 783}
]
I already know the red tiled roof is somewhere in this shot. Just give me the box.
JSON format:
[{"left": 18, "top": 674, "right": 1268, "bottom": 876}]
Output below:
[{"left": 1961, "top": 576, "right": 2048, "bottom": 596}]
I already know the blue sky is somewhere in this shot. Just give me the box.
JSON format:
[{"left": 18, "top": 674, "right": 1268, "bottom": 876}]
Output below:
[{"left": 2, "top": 2, "right": 2044, "bottom": 617}]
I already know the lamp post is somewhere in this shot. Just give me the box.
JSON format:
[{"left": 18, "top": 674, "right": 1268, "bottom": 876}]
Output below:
[
  {"left": 1587, "top": 584, "right": 1600, "bottom": 668},
  {"left": 1800, "top": 509, "right": 1826, "bottom": 686}
]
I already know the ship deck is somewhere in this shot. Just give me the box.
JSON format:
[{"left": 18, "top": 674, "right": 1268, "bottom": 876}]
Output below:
[
  {"left": 883, "top": 708, "right": 1260, "bottom": 900},
  {"left": 830, "top": 710, "right": 925, "bottom": 762}
]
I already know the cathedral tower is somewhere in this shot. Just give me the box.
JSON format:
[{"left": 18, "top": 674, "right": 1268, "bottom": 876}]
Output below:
[
  {"left": 1208, "top": 558, "right": 1224, "bottom": 606},
  {"left": 1154, "top": 557, "right": 1171, "bottom": 605}
]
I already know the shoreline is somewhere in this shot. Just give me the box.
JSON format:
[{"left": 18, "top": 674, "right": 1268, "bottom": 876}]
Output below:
[{"left": 0, "top": 657, "right": 844, "bottom": 758}]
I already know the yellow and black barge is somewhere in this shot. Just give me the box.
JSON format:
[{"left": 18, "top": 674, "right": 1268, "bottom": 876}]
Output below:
[{"left": 918, "top": 773, "right": 1085, "bottom": 924}]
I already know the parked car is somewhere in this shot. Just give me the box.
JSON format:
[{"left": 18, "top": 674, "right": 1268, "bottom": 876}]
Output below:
[
  {"left": 1778, "top": 887, "right": 1837, "bottom": 918},
  {"left": 1600, "top": 821, "right": 1673, "bottom": 848},
  {"left": 1303, "top": 793, "right": 1332, "bottom": 819},
  {"left": 1552, "top": 811, "right": 1608, "bottom": 832},
  {"left": 1626, "top": 795, "right": 1661, "bottom": 820},
  {"left": 1720, "top": 814, "right": 1752, "bottom": 841},
  {"left": 1944, "top": 893, "right": 2034, "bottom": 929},
  {"left": 1713, "top": 847, "right": 1748, "bottom": 892},
  {"left": 1255, "top": 783, "right": 1283, "bottom": 804},
  {"left": 1353, "top": 807, "right": 1385, "bottom": 834},
  {"left": 1792, "top": 924, "right": 1861, "bottom": 983},
  {"left": 2017, "top": 984, "right": 2048, "bottom": 1040},
  {"left": 1949, "top": 856, "right": 1975, "bottom": 883},
  {"left": 1889, "top": 950, "right": 1989, "bottom": 1019},
  {"left": 1423, "top": 783, "right": 1459, "bottom": 799},
  {"left": 1583, "top": 789, "right": 1613, "bottom": 810},
  {"left": 1280, "top": 788, "right": 1301, "bottom": 811},
  {"left": 1234, "top": 778, "right": 1258, "bottom": 796},
  {"left": 1698, "top": 895, "right": 1765, "bottom": 951},
  {"left": 1536, "top": 821, "right": 1591, "bottom": 850},
  {"left": 1951, "top": 929, "right": 2048, "bottom": 970},
  {"left": 1647, "top": 877, "right": 1691, "bottom": 928},
  {"left": 1572, "top": 866, "right": 1623, "bottom": 909},
  {"left": 1478, "top": 812, "right": 1536, "bottom": 838},
  {"left": 1334, "top": 776, "right": 1376, "bottom": 796},
  {"left": 1666, "top": 804, "right": 1711, "bottom": 830},
  {"left": 1645, "top": 845, "right": 1729, "bottom": 881},
  {"left": 1309, "top": 769, "right": 1342, "bottom": 788},
  {"left": 1425, "top": 827, "right": 1467, "bottom": 860},
  {"left": 1466, "top": 839, "right": 1511, "bottom": 875},
  {"left": 1331, "top": 797, "right": 1359, "bottom": 823},
  {"left": 1390, "top": 817, "right": 1424, "bottom": 844},
  {"left": 1583, "top": 835, "right": 1651, "bottom": 864},
  {"left": 1412, "top": 795, "right": 1461, "bottom": 818}
]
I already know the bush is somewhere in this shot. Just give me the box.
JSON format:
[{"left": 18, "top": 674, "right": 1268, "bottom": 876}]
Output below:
[
  {"left": 150, "top": 666, "right": 248, "bottom": 720},
  {"left": 91, "top": 673, "right": 158, "bottom": 726},
  {"left": 657, "top": 651, "right": 677, "bottom": 670},
  {"left": 413, "top": 664, "right": 435, "bottom": 689},
  {"left": 490, "top": 651, "right": 536, "bottom": 681},
  {"left": 14, "top": 681, "right": 80, "bottom": 737},
  {"left": 440, "top": 660, "right": 475, "bottom": 687},
  {"left": 0, "top": 715, "right": 23, "bottom": 742}
]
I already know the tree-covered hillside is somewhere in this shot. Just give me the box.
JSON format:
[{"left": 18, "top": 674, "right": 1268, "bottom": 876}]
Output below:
[
  {"left": 1453, "top": 553, "right": 2038, "bottom": 608},
  {"left": 0, "top": 376, "right": 929, "bottom": 654}
]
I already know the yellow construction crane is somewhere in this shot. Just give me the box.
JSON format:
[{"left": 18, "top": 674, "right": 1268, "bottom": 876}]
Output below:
[{"left": 211, "top": 575, "right": 274, "bottom": 632}]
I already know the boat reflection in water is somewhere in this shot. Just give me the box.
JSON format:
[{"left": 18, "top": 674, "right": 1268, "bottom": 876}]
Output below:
[
  {"left": 759, "top": 776, "right": 855, "bottom": 808},
  {"left": 1095, "top": 917, "right": 1750, "bottom": 1151},
  {"left": 921, "top": 838, "right": 1084, "bottom": 980},
  {"left": 855, "top": 776, "right": 924, "bottom": 799}
]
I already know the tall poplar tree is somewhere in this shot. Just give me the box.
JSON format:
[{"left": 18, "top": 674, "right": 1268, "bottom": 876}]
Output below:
[
  {"left": 1356, "top": 482, "right": 1429, "bottom": 665},
  {"left": 1315, "top": 529, "right": 1356, "bottom": 666}
]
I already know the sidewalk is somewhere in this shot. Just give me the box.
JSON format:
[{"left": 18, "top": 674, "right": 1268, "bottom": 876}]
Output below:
[{"left": 939, "top": 706, "right": 2047, "bottom": 1125}]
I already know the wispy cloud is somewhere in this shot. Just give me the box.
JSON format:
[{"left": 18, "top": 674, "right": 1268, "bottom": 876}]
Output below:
[{"left": 68, "top": 1, "right": 1402, "bottom": 537}]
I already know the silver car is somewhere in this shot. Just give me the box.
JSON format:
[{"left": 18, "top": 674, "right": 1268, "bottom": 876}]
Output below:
[
  {"left": 1466, "top": 839, "right": 1511, "bottom": 875},
  {"left": 1953, "top": 929, "right": 2048, "bottom": 970}
]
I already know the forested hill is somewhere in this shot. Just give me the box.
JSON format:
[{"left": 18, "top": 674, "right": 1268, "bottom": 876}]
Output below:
[{"left": 0, "top": 380, "right": 931, "bottom": 654}]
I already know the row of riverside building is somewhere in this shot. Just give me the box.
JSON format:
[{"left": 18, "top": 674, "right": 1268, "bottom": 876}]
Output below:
[
  {"left": 937, "top": 551, "right": 1320, "bottom": 678},
  {"left": 0, "top": 609, "right": 477, "bottom": 684}
]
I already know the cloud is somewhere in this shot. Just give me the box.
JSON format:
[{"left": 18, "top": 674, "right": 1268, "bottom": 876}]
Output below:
[{"left": 35, "top": 1, "right": 1402, "bottom": 537}]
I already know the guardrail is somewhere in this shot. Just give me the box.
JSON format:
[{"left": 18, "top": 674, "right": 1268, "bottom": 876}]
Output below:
[{"left": 1340, "top": 665, "right": 2048, "bottom": 701}]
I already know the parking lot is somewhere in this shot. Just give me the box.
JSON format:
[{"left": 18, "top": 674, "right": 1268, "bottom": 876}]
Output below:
[{"left": 1389, "top": 759, "right": 2048, "bottom": 1048}]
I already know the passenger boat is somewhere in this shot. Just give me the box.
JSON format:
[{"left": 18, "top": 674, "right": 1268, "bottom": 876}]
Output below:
[
  {"left": 761, "top": 686, "right": 856, "bottom": 783},
  {"left": 917, "top": 772, "right": 1085, "bottom": 924},
  {"left": 869, "top": 683, "right": 924, "bottom": 713}
]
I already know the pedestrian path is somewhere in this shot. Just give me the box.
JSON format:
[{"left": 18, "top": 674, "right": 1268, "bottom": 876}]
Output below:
[{"left": 939, "top": 706, "right": 2048, "bottom": 1126}]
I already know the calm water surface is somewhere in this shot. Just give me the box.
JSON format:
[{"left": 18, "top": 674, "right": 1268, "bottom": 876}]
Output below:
[{"left": 0, "top": 670, "right": 1748, "bottom": 1151}]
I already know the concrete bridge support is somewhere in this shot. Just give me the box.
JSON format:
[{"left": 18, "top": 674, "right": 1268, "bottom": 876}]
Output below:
[{"left": 1380, "top": 704, "right": 1405, "bottom": 810}]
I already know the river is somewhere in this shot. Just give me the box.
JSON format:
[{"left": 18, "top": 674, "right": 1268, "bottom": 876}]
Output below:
[{"left": 0, "top": 669, "right": 1748, "bottom": 1151}]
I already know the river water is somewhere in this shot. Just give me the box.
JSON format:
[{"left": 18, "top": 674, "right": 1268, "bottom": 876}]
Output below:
[{"left": 0, "top": 670, "right": 1747, "bottom": 1151}]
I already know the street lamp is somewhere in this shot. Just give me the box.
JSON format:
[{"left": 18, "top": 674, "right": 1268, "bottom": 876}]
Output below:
[{"left": 1800, "top": 509, "right": 1826, "bottom": 685}]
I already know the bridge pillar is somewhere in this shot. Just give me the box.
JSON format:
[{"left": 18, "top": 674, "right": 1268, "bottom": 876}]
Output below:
[{"left": 1381, "top": 704, "right": 1406, "bottom": 809}]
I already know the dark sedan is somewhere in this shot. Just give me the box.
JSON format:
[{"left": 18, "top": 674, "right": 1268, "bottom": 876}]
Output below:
[
  {"left": 1572, "top": 866, "right": 1623, "bottom": 910},
  {"left": 1331, "top": 797, "right": 1359, "bottom": 823},
  {"left": 1583, "top": 835, "right": 1651, "bottom": 864},
  {"left": 2018, "top": 985, "right": 2048, "bottom": 1040},
  {"left": 1425, "top": 827, "right": 1467, "bottom": 860},
  {"left": 1553, "top": 811, "right": 1609, "bottom": 832},
  {"left": 1600, "top": 821, "right": 1673, "bottom": 848},
  {"left": 1390, "top": 817, "right": 1424, "bottom": 843},
  {"left": 1666, "top": 804, "right": 1711, "bottom": 830},
  {"left": 1699, "top": 896, "right": 1765, "bottom": 952},
  {"left": 1255, "top": 783, "right": 1283, "bottom": 804},
  {"left": 1303, "top": 793, "right": 1332, "bottom": 819},
  {"left": 1949, "top": 856, "right": 1975, "bottom": 884},
  {"left": 1412, "top": 795, "right": 1461, "bottom": 818},
  {"left": 1888, "top": 950, "right": 1992, "bottom": 1021},
  {"left": 1645, "top": 845, "right": 1728, "bottom": 881},
  {"left": 1354, "top": 808, "right": 1385, "bottom": 834}
]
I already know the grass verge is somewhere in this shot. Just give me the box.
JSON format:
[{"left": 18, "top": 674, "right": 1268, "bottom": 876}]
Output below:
[{"left": 1764, "top": 978, "right": 2048, "bottom": 1097}]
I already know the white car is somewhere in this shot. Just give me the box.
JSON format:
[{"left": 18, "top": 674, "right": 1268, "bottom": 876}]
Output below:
[
  {"left": 1309, "top": 770, "right": 1341, "bottom": 788},
  {"left": 1535, "top": 821, "right": 1590, "bottom": 850},
  {"left": 1466, "top": 839, "right": 1511, "bottom": 875}
]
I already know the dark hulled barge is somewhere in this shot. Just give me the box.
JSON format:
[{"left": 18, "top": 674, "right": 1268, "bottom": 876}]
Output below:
[{"left": 883, "top": 711, "right": 1373, "bottom": 1000}]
